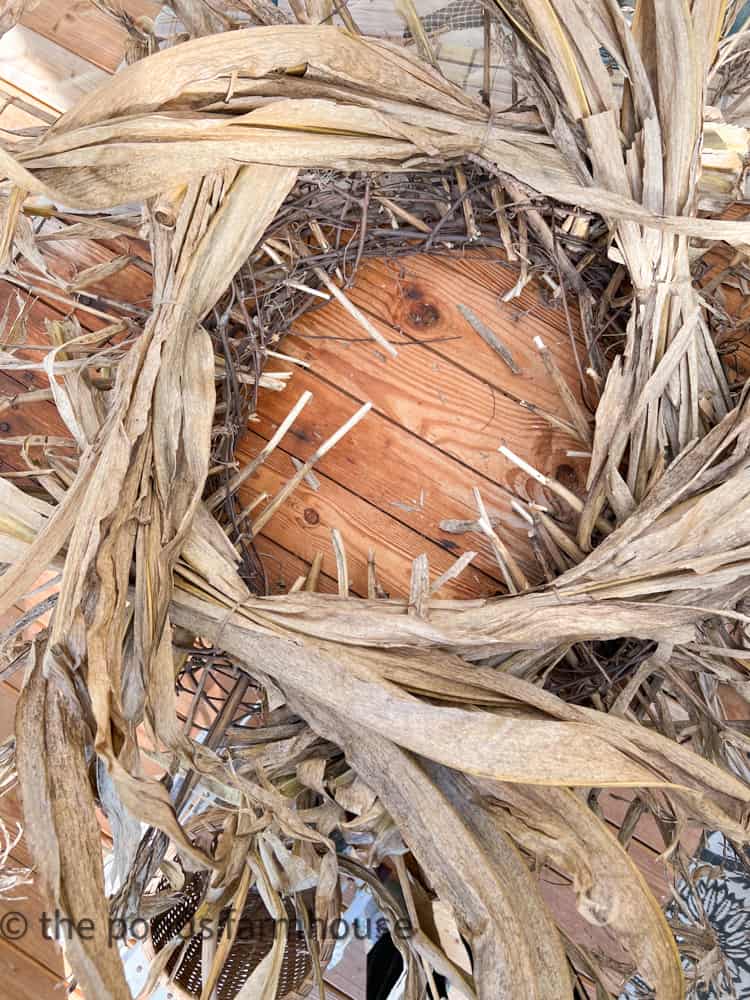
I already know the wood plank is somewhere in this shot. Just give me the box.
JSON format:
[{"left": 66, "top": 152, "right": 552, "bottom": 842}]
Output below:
[
  {"left": 614, "top": 828, "right": 670, "bottom": 904},
  {"left": 346, "top": 254, "right": 590, "bottom": 417},
  {"left": 537, "top": 872, "right": 631, "bottom": 994},
  {"left": 0, "top": 752, "right": 66, "bottom": 981},
  {"left": 0, "top": 789, "right": 34, "bottom": 871},
  {"left": 0, "top": 80, "right": 52, "bottom": 130},
  {"left": 0, "top": 871, "right": 64, "bottom": 975},
  {"left": 21, "top": 0, "right": 160, "bottom": 74},
  {"left": 0, "top": 25, "right": 106, "bottom": 113},
  {"left": 598, "top": 791, "right": 701, "bottom": 878},
  {"left": 325, "top": 984, "right": 358, "bottom": 1000},
  {"left": 0, "top": 682, "right": 19, "bottom": 747},
  {"left": 284, "top": 302, "right": 586, "bottom": 510},
  {"left": 0, "top": 77, "right": 56, "bottom": 119},
  {"left": 253, "top": 365, "right": 535, "bottom": 583},
  {"left": 0, "top": 939, "right": 65, "bottom": 1000},
  {"left": 1, "top": 227, "right": 151, "bottom": 338},
  {"left": 0, "top": 291, "right": 337, "bottom": 597},
  {"left": 0, "top": 388, "right": 68, "bottom": 443},
  {"left": 1, "top": 217, "right": 151, "bottom": 385},
  {"left": 698, "top": 223, "right": 750, "bottom": 385},
  {"left": 326, "top": 938, "right": 366, "bottom": 999},
  {"left": 236, "top": 429, "right": 497, "bottom": 599},
  {"left": 0, "top": 280, "right": 100, "bottom": 382},
  {"left": 251, "top": 534, "right": 338, "bottom": 595}
]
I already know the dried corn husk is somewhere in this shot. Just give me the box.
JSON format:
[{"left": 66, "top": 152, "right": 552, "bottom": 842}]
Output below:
[{"left": 0, "top": 8, "right": 749, "bottom": 1000}]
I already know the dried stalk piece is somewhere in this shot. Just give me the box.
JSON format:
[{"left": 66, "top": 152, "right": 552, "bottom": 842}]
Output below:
[
  {"left": 0, "top": 387, "right": 54, "bottom": 416},
  {"left": 279, "top": 235, "right": 398, "bottom": 358},
  {"left": 499, "top": 445, "right": 610, "bottom": 536},
  {"left": 396, "top": 0, "right": 439, "bottom": 68},
  {"left": 66, "top": 254, "right": 138, "bottom": 293},
  {"left": 367, "top": 548, "right": 378, "bottom": 600},
  {"left": 408, "top": 553, "right": 430, "bottom": 618},
  {"left": 236, "top": 492, "right": 267, "bottom": 528},
  {"left": 283, "top": 279, "right": 330, "bottom": 300},
  {"left": 308, "top": 219, "right": 342, "bottom": 282},
  {"left": 457, "top": 303, "right": 520, "bottom": 374},
  {"left": 250, "top": 402, "right": 372, "bottom": 538},
  {"left": 331, "top": 528, "right": 349, "bottom": 598},
  {"left": 311, "top": 265, "right": 397, "bottom": 358},
  {"left": 430, "top": 551, "right": 477, "bottom": 595},
  {"left": 472, "top": 487, "right": 529, "bottom": 593},
  {"left": 501, "top": 212, "right": 531, "bottom": 301},
  {"left": 490, "top": 183, "right": 517, "bottom": 261},
  {"left": 533, "top": 335, "right": 591, "bottom": 445},
  {"left": 375, "top": 194, "right": 431, "bottom": 234},
  {"left": 291, "top": 456, "right": 320, "bottom": 491},
  {"left": 440, "top": 518, "right": 483, "bottom": 534},
  {"left": 304, "top": 551, "right": 323, "bottom": 592},
  {"left": 454, "top": 166, "right": 480, "bottom": 241}
]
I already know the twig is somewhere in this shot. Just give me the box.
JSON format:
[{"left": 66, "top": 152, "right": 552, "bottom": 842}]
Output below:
[
  {"left": 457, "top": 304, "right": 520, "bottom": 374},
  {"left": 312, "top": 265, "right": 398, "bottom": 358},
  {"left": 499, "top": 445, "right": 611, "bottom": 534},
  {"left": 375, "top": 195, "right": 431, "bottom": 234},
  {"left": 472, "top": 487, "right": 529, "bottom": 592}
]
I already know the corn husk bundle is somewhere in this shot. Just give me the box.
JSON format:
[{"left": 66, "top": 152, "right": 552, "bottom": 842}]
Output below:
[{"left": 1, "top": 4, "right": 750, "bottom": 999}]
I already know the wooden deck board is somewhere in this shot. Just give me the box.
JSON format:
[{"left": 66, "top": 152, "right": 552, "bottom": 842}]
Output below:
[
  {"left": 0, "top": 787, "right": 33, "bottom": 869},
  {"left": 0, "top": 81, "right": 54, "bottom": 130},
  {"left": 252, "top": 364, "right": 533, "bottom": 583},
  {"left": 0, "top": 25, "right": 106, "bottom": 112},
  {"left": 282, "top": 305, "right": 584, "bottom": 511},
  {"left": 0, "top": 760, "right": 67, "bottom": 992},
  {"left": 0, "top": 939, "right": 64, "bottom": 1000},
  {"left": 24, "top": 235, "right": 154, "bottom": 312},
  {"left": 253, "top": 534, "right": 339, "bottom": 595},
  {"left": 0, "top": 871, "right": 65, "bottom": 974},
  {"left": 347, "top": 253, "right": 589, "bottom": 417},
  {"left": 236, "top": 429, "right": 497, "bottom": 599},
  {"left": 21, "top": 0, "right": 160, "bottom": 74}
]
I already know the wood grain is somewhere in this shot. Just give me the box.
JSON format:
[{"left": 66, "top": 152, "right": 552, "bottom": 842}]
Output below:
[
  {"left": 28, "top": 235, "right": 153, "bottom": 313},
  {"left": 347, "top": 253, "right": 590, "bottom": 414},
  {"left": 284, "top": 302, "right": 586, "bottom": 510},
  {"left": 0, "top": 79, "right": 54, "bottom": 129},
  {"left": 0, "top": 939, "right": 64, "bottom": 1000},
  {"left": 0, "top": 25, "right": 106, "bottom": 112},
  {"left": 0, "top": 786, "right": 32, "bottom": 868},
  {"left": 0, "top": 870, "right": 64, "bottom": 974},
  {"left": 21, "top": 0, "right": 160, "bottom": 74},
  {"left": 253, "top": 364, "right": 536, "bottom": 584},
  {"left": 252, "top": 534, "right": 338, "bottom": 595},
  {"left": 235, "top": 430, "right": 498, "bottom": 599}
]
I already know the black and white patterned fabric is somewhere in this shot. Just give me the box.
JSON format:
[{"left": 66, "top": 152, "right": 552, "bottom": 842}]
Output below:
[{"left": 622, "top": 834, "right": 750, "bottom": 1000}]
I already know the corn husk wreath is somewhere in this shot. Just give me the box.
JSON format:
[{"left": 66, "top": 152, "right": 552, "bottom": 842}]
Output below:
[{"left": 1, "top": 2, "right": 750, "bottom": 998}]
